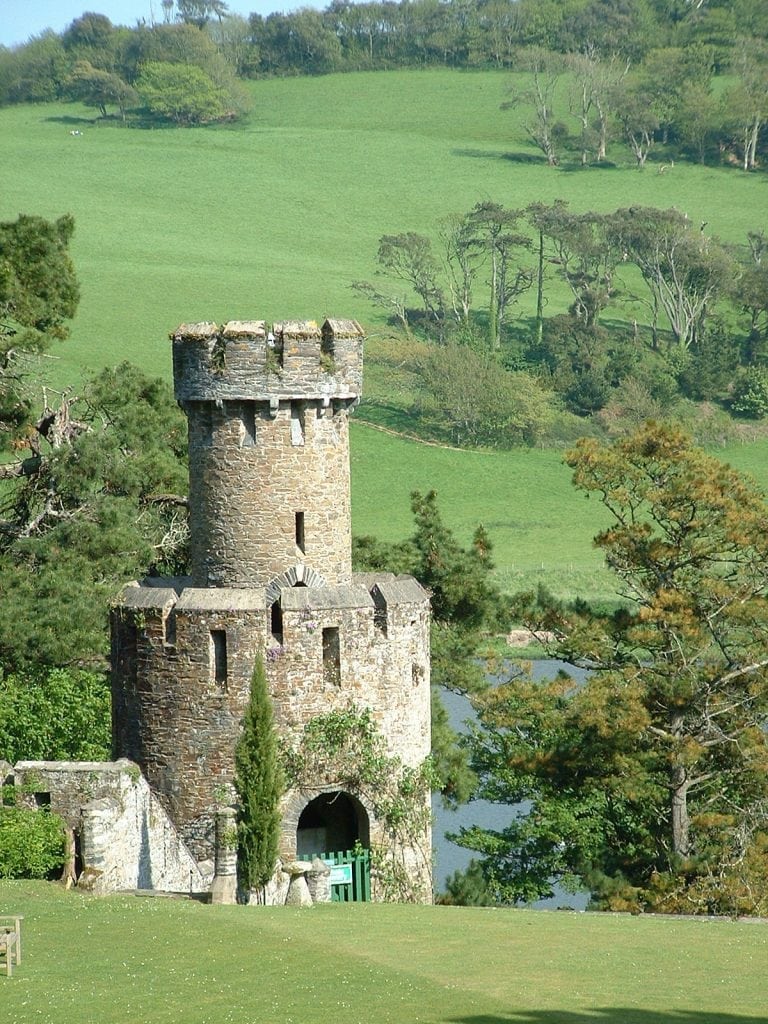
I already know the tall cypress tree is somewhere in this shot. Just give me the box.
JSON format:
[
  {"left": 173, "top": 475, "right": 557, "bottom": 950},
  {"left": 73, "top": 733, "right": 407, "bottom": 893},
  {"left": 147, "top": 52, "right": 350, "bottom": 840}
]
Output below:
[{"left": 234, "top": 654, "right": 283, "bottom": 890}]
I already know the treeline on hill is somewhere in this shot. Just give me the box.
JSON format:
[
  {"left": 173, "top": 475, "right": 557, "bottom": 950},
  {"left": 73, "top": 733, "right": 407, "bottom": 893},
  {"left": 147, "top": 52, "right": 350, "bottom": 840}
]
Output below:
[
  {"left": 354, "top": 200, "right": 768, "bottom": 449},
  {"left": 0, "top": 0, "right": 765, "bottom": 166}
]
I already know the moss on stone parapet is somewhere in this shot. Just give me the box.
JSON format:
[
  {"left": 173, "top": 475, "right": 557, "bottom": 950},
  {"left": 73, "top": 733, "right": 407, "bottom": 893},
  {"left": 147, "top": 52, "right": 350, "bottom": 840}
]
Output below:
[{"left": 171, "top": 318, "right": 364, "bottom": 404}]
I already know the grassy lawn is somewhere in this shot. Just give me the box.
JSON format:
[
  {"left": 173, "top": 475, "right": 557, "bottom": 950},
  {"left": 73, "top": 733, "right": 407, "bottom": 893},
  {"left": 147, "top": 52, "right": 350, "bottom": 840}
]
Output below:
[
  {"left": 1, "top": 881, "right": 766, "bottom": 1024},
  {"left": 2, "top": 71, "right": 767, "bottom": 601}
]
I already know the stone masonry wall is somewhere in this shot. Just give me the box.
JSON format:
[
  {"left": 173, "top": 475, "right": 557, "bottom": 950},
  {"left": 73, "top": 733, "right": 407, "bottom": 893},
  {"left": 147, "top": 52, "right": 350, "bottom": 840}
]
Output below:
[
  {"left": 186, "top": 398, "right": 353, "bottom": 589},
  {"left": 172, "top": 319, "right": 363, "bottom": 404},
  {"left": 112, "top": 586, "right": 266, "bottom": 859},
  {"left": 175, "top": 318, "right": 362, "bottom": 591},
  {"left": 112, "top": 573, "right": 431, "bottom": 879}
]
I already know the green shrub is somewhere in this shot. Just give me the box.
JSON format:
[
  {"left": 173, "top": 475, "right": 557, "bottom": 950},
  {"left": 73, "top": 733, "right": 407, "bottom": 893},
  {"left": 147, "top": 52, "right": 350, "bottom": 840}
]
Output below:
[
  {"left": 418, "top": 344, "right": 554, "bottom": 447},
  {"left": 234, "top": 655, "right": 283, "bottom": 890},
  {"left": 0, "top": 807, "right": 65, "bottom": 879},
  {"left": 731, "top": 368, "right": 768, "bottom": 419}
]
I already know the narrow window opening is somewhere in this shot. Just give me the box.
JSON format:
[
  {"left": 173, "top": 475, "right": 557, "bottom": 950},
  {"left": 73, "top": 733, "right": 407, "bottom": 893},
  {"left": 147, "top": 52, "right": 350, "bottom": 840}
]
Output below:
[
  {"left": 290, "top": 402, "right": 305, "bottom": 446},
  {"left": 412, "top": 663, "right": 424, "bottom": 688},
  {"left": 270, "top": 602, "right": 283, "bottom": 645},
  {"left": 320, "top": 329, "right": 335, "bottom": 372},
  {"left": 211, "top": 630, "right": 228, "bottom": 686},
  {"left": 372, "top": 588, "right": 388, "bottom": 635},
  {"left": 34, "top": 792, "right": 52, "bottom": 809},
  {"left": 322, "top": 627, "right": 341, "bottom": 687},
  {"left": 164, "top": 610, "right": 177, "bottom": 647},
  {"left": 267, "top": 329, "right": 284, "bottom": 367},
  {"left": 241, "top": 402, "right": 256, "bottom": 447},
  {"left": 295, "top": 511, "right": 305, "bottom": 554},
  {"left": 197, "top": 403, "right": 213, "bottom": 446}
]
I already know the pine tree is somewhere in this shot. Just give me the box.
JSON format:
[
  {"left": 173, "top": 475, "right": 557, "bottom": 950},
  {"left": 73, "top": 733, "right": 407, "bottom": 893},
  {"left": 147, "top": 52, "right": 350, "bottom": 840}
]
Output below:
[{"left": 234, "top": 654, "right": 283, "bottom": 890}]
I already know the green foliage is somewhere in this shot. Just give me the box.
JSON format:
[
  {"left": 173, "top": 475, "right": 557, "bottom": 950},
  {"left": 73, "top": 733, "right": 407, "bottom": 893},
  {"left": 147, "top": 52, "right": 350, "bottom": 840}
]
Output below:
[
  {"left": 460, "top": 423, "right": 768, "bottom": 914},
  {"left": 0, "top": 213, "right": 79, "bottom": 444},
  {"left": 418, "top": 344, "right": 554, "bottom": 447},
  {"left": 0, "top": 668, "right": 110, "bottom": 762},
  {"left": 0, "top": 362, "right": 188, "bottom": 671},
  {"left": 436, "top": 858, "right": 497, "bottom": 906},
  {"left": 64, "top": 60, "right": 136, "bottom": 120},
  {"left": 281, "top": 705, "right": 436, "bottom": 902},
  {"left": 354, "top": 490, "right": 508, "bottom": 803},
  {"left": 355, "top": 489, "right": 507, "bottom": 693},
  {"left": 234, "top": 654, "right": 283, "bottom": 890},
  {"left": 0, "top": 807, "right": 65, "bottom": 879},
  {"left": 136, "top": 61, "right": 227, "bottom": 124},
  {"left": 731, "top": 367, "right": 768, "bottom": 419}
]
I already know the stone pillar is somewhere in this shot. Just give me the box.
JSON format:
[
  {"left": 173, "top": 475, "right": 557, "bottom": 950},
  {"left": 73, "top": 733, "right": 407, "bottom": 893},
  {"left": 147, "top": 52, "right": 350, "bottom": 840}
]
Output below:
[
  {"left": 306, "top": 856, "right": 332, "bottom": 903},
  {"left": 79, "top": 797, "right": 119, "bottom": 893},
  {"left": 210, "top": 806, "right": 238, "bottom": 905}
]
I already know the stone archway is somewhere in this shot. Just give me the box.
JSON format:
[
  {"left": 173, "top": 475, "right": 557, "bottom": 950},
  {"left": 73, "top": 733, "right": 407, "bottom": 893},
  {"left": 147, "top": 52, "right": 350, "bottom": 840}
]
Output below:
[
  {"left": 265, "top": 564, "right": 327, "bottom": 604},
  {"left": 292, "top": 790, "right": 370, "bottom": 859}
]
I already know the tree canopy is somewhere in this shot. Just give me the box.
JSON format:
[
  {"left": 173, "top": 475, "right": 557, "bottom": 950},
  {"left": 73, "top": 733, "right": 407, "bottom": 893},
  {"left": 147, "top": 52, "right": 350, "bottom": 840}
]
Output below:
[
  {"left": 354, "top": 490, "right": 509, "bottom": 804},
  {"left": 0, "top": 363, "right": 188, "bottom": 672},
  {"left": 0, "top": 214, "right": 79, "bottom": 443},
  {"left": 458, "top": 422, "right": 768, "bottom": 915}
]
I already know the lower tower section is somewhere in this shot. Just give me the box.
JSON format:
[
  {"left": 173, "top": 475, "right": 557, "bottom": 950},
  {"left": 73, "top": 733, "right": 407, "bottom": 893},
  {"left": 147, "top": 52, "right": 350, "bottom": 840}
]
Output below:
[{"left": 111, "top": 572, "right": 432, "bottom": 899}]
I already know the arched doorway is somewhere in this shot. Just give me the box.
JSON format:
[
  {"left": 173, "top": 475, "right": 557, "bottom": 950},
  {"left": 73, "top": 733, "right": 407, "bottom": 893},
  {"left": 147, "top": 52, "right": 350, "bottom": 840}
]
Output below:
[
  {"left": 296, "top": 791, "right": 371, "bottom": 902},
  {"left": 296, "top": 790, "right": 369, "bottom": 858}
]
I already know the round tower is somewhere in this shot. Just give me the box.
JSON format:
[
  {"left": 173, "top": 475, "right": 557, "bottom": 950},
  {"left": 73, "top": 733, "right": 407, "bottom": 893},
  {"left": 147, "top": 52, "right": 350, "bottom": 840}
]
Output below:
[
  {"left": 112, "top": 314, "right": 432, "bottom": 901},
  {"left": 172, "top": 318, "right": 364, "bottom": 590}
]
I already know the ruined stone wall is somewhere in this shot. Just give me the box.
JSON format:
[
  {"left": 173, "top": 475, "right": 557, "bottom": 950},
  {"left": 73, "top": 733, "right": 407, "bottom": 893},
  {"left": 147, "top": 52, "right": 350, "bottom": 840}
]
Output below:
[{"left": 12, "top": 760, "right": 206, "bottom": 894}]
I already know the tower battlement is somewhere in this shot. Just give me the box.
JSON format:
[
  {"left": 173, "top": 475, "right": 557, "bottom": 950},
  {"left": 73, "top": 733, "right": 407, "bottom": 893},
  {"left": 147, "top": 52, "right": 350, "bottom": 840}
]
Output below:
[{"left": 172, "top": 318, "right": 363, "bottom": 404}]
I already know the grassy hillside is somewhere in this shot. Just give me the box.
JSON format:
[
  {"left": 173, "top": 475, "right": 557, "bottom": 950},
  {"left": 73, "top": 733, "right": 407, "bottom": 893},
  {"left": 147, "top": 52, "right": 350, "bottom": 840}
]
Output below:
[
  {"left": 2, "top": 881, "right": 766, "bottom": 1024},
  {"left": 3, "top": 71, "right": 764, "bottom": 381},
  {"left": 3, "top": 71, "right": 767, "bottom": 599},
  {"left": 351, "top": 422, "right": 768, "bottom": 600}
]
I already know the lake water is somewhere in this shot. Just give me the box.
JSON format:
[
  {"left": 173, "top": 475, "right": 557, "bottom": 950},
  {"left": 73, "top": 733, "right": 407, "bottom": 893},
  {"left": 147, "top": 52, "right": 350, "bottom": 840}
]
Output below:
[{"left": 431, "top": 660, "right": 589, "bottom": 908}]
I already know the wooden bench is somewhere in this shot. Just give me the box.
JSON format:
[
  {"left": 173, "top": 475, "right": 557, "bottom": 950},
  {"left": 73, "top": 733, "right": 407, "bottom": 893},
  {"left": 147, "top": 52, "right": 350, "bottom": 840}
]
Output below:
[{"left": 0, "top": 916, "right": 22, "bottom": 977}]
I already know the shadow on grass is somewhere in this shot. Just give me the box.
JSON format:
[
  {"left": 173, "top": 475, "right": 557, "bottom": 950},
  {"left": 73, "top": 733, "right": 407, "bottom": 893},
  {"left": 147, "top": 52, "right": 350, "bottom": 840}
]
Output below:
[
  {"left": 452, "top": 148, "right": 545, "bottom": 166},
  {"left": 44, "top": 114, "right": 96, "bottom": 126},
  {"left": 559, "top": 160, "right": 621, "bottom": 172},
  {"left": 445, "top": 1011, "right": 764, "bottom": 1024}
]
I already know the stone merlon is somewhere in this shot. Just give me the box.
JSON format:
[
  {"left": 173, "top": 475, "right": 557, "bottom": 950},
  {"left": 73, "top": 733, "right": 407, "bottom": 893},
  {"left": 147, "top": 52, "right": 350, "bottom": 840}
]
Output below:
[{"left": 171, "top": 318, "right": 364, "bottom": 404}]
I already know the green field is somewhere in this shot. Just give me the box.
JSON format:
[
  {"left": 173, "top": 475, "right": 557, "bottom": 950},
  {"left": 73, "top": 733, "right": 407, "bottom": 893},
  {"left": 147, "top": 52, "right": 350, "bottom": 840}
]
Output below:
[
  {"left": 3, "top": 70, "right": 767, "bottom": 599},
  {"left": 1, "top": 881, "right": 766, "bottom": 1024}
]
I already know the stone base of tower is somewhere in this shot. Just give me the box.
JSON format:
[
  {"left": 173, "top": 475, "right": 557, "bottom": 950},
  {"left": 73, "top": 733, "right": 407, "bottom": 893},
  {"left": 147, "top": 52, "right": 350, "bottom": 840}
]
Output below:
[{"left": 111, "top": 571, "right": 432, "bottom": 902}]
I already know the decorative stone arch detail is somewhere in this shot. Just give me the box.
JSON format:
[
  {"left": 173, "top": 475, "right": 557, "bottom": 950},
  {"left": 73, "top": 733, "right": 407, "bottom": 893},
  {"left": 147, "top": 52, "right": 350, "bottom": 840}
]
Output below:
[
  {"left": 265, "top": 564, "right": 327, "bottom": 604},
  {"left": 279, "top": 786, "right": 374, "bottom": 860}
]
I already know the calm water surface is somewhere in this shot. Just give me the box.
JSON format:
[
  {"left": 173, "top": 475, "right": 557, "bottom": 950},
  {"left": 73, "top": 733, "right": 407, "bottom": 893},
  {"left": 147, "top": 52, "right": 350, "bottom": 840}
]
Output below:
[{"left": 431, "top": 660, "right": 589, "bottom": 908}]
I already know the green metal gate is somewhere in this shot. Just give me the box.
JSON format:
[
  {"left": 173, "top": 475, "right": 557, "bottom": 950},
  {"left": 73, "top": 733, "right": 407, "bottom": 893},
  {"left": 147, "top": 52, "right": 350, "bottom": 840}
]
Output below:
[{"left": 322, "top": 848, "right": 371, "bottom": 902}]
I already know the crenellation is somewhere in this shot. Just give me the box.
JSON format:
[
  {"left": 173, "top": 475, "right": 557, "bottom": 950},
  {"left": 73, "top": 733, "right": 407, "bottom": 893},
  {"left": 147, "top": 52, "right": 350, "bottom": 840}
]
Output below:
[{"left": 172, "top": 318, "right": 363, "bottom": 405}]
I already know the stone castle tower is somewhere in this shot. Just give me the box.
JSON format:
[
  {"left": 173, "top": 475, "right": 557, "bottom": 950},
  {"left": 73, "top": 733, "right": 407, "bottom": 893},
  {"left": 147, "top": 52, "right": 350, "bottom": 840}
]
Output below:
[{"left": 110, "top": 318, "right": 432, "bottom": 901}]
